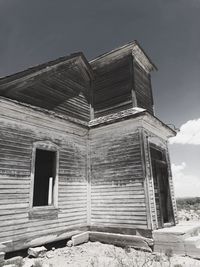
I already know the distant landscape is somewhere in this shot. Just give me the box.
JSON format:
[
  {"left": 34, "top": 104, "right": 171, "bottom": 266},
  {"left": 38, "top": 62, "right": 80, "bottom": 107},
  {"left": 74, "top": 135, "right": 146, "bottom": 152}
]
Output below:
[{"left": 176, "top": 197, "right": 200, "bottom": 221}]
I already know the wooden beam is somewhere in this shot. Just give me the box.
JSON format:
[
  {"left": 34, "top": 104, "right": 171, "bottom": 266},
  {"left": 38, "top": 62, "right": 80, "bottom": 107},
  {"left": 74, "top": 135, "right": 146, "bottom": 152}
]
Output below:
[
  {"left": 139, "top": 128, "right": 152, "bottom": 230},
  {"left": 145, "top": 134, "right": 159, "bottom": 229},
  {"left": 130, "top": 56, "right": 138, "bottom": 107},
  {"left": 89, "top": 79, "right": 94, "bottom": 120},
  {"left": 89, "top": 231, "right": 153, "bottom": 251},
  {"left": 86, "top": 134, "right": 91, "bottom": 225}
]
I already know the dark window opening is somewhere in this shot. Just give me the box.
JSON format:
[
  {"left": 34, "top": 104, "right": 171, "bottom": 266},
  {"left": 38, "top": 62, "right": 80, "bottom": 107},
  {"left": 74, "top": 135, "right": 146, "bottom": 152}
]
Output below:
[{"left": 33, "top": 149, "right": 56, "bottom": 207}]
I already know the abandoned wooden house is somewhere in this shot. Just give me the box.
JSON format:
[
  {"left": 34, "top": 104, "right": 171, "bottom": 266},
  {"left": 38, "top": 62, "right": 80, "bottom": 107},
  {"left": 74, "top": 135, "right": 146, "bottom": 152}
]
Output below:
[{"left": 0, "top": 41, "right": 177, "bottom": 252}]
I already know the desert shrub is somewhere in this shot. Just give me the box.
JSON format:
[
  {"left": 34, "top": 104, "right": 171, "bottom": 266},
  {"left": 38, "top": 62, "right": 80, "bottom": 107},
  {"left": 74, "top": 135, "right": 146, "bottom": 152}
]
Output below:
[{"left": 177, "top": 197, "right": 200, "bottom": 211}]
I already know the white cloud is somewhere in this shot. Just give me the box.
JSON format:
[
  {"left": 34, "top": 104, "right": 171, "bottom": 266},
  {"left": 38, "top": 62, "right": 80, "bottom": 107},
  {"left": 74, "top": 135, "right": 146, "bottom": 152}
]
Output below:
[
  {"left": 171, "top": 162, "right": 200, "bottom": 197},
  {"left": 172, "top": 162, "right": 186, "bottom": 173},
  {"left": 170, "top": 118, "right": 200, "bottom": 145}
]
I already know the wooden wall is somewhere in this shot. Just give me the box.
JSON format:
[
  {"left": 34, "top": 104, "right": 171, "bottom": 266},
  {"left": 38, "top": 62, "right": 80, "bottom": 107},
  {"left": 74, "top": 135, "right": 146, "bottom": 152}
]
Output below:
[
  {"left": 1, "top": 52, "right": 154, "bottom": 122},
  {"left": 134, "top": 61, "right": 154, "bottom": 115},
  {"left": 91, "top": 54, "right": 154, "bottom": 118},
  {"left": 91, "top": 55, "right": 133, "bottom": 118},
  {"left": 0, "top": 98, "right": 88, "bottom": 252},
  {"left": 89, "top": 121, "right": 148, "bottom": 230},
  {"left": 1, "top": 64, "right": 90, "bottom": 122}
]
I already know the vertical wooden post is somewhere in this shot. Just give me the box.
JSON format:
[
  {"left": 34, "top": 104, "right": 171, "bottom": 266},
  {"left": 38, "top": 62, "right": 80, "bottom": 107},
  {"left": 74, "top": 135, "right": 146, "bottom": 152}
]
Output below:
[
  {"left": 139, "top": 128, "right": 153, "bottom": 230},
  {"left": 130, "top": 55, "right": 137, "bottom": 107},
  {"left": 30, "top": 146, "right": 36, "bottom": 208},
  {"left": 148, "top": 73, "right": 155, "bottom": 115},
  {"left": 86, "top": 133, "right": 91, "bottom": 225},
  {"left": 146, "top": 136, "right": 158, "bottom": 229},
  {"left": 48, "top": 177, "right": 53, "bottom": 205},
  {"left": 90, "top": 79, "right": 94, "bottom": 120},
  {"left": 165, "top": 145, "right": 178, "bottom": 225}
]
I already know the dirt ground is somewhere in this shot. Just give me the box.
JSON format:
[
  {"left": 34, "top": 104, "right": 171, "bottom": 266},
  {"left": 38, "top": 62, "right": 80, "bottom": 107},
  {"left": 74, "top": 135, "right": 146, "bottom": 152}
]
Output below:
[{"left": 21, "top": 241, "right": 200, "bottom": 267}]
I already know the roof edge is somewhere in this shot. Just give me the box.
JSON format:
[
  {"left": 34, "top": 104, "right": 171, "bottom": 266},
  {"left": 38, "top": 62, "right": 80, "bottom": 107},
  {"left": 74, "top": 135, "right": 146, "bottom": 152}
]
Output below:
[
  {"left": 0, "top": 52, "right": 94, "bottom": 86},
  {"left": 90, "top": 40, "right": 157, "bottom": 71}
]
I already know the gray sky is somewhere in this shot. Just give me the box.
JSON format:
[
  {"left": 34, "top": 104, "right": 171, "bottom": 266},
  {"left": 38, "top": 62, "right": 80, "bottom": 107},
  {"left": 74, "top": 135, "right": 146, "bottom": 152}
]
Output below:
[{"left": 0, "top": 0, "right": 200, "bottom": 197}]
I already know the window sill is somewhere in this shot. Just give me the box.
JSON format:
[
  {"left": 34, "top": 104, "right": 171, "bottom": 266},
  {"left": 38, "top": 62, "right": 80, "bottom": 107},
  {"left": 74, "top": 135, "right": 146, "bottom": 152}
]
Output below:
[{"left": 28, "top": 206, "right": 59, "bottom": 220}]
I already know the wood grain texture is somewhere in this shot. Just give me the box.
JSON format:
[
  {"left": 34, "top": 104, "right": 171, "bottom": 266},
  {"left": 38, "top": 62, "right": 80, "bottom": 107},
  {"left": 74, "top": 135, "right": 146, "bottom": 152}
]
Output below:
[
  {"left": 91, "top": 55, "right": 133, "bottom": 118},
  {"left": 165, "top": 146, "right": 178, "bottom": 224},
  {"left": 0, "top": 42, "right": 177, "bottom": 252},
  {"left": 0, "top": 62, "right": 91, "bottom": 122},
  {"left": 0, "top": 101, "right": 88, "bottom": 251},
  {"left": 0, "top": 45, "right": 155, "bottom": 122},
  {"left": 90, "top": 123, "right": 148, "bottom": 229},
  {"left": 143, "top": 131, "right": 176, "bottom": 229},
  {"left": 134, "top": 61, "right": 154, "bottom": 115}
]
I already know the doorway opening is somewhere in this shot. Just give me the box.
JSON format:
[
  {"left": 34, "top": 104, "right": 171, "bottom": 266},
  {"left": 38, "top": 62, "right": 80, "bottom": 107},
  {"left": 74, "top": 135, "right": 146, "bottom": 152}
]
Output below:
[
  {"left": 33, "top": 149, "right": 57, "bottom": 207},
  {"left": 150, "top": 146, "right": 174, "bottom": 228}
]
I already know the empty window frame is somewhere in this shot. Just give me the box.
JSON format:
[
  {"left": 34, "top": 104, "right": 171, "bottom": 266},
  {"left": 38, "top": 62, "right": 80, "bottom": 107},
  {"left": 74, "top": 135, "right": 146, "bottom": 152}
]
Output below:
[{"left": 31, "top": 144, "right": 58, "bottom": 208}]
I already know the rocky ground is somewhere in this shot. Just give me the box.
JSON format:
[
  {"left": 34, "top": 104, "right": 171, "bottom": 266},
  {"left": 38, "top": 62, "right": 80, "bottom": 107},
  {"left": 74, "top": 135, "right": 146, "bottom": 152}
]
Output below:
[
  {"left": 4, "top": 241, "right": 200, "bottom": 267},
  {"left": 3, "top": 209, "right": 200, "bottom": 267},
  {"left": 178, "top": 209, "right": 200, "bottom": 222}
]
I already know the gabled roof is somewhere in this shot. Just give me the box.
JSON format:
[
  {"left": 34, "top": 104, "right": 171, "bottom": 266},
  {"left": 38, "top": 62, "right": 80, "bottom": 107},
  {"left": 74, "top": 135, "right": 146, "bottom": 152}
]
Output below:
[
  {"left": 0, "top": 52, "right": 94, "bottom": 87},
  {"left": 0, "top": 52, "right": 94, "bottom": 120}
]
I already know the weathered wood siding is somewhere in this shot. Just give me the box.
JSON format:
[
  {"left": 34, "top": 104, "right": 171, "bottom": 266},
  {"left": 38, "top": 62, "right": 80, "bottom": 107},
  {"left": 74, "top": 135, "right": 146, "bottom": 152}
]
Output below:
[
  {"left": 0, "top": 98, "right": 88, "bottom": 251},
  {"left": 134, "top": 61, "right": 154, "bottom": 114},
  {"left": 90, "top": 121, "right": 148, "bottom": 229},
  {"left": 1, "top": 64, "right": 90, "bottom": 121},
  {"left": 91, "top": 55, "right": 133, "bottom": 118},
  {"left": 91, "top": 54, "right": 154, "bottom": 118}
]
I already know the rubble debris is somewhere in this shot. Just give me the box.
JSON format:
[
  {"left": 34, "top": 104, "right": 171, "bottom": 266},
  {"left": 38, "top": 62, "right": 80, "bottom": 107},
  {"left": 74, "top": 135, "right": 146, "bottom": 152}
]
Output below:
[
  {"left": 28, "top": 246, "right": 47, "bottom": 258},
  {"left": 66, "top": 240, "right": 73, "bottom": 247}
]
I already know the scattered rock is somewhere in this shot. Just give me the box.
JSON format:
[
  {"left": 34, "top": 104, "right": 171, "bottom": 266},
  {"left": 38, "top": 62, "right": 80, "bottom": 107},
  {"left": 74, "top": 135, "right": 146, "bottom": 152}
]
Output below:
[
  {"left": 51, "top": 247, "right": 55, "bottom": 251},
  {"left": 28, "top": 246, "right": 47, "bottom": 258},
  {"left": 46, "top": 252, "right": 54, "bottom": 259},
  {"left": 66, "top": 240, "right": 73, "bottom": 247},
  {"left": 72, "top": 231, "right": 89, "bottom": 246}
]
